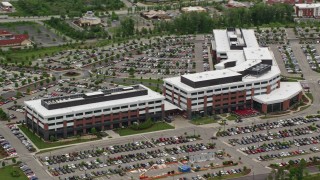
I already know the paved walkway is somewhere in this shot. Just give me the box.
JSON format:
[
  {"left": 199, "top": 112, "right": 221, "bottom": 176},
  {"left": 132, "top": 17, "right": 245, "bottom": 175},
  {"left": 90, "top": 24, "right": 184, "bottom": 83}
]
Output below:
[{"left": 104, "top": 130, "right": 120, "bottom": 139}]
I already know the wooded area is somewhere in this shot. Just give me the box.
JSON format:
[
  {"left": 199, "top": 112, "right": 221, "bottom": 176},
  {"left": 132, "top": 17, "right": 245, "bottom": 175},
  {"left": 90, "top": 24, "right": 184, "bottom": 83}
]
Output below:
[
  {"left": 154, "top": 3, "right": 293, "bottom": 35},
  {"left": 13, "top": 0, "right": 124, "bottom": 16},
  {"left": 45, "top": 18, "right": 109, "bottom": 40}
]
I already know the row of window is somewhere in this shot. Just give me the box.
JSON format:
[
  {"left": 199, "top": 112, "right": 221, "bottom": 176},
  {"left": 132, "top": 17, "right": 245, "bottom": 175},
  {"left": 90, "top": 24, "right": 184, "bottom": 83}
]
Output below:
[
  {"left": 46, "top": 101, "right": 162, "bottom": 121},
  {"left": 167, "top": 76, "right": 280, "bottom": 97},
  {"left": 192, "top": 100, "right": 245, "bottom": 107}
]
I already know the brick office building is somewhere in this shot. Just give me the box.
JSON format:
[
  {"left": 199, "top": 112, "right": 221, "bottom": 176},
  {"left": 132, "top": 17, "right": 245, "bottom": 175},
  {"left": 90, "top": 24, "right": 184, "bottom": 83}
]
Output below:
[
  {"left": 163, "top": 28, "right": 303, "bottom": 119},
  {"left": 24, "top": 85, "right": 164, "bottom": 140},
  {"left": 295, "top": 3, "right": 320, "bottom": 18}
]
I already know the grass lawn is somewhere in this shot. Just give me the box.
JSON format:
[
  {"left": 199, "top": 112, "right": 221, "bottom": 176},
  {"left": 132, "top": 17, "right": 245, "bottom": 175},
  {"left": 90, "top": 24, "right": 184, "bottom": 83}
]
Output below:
[
  {"left": 226, "top": 115, "right": 237, "bottom": 121},
  {"left": 115, "top": 82, "right": 161, "bottom": 93},
  {"left": 132, "top": 78, "right": 164, "bottom": 84},
  {"left": 300, "top": 105, "right": 311, "bottom": 112},
  {"left": 190, "top": 117, "right": 217, "bottom": 125},
  {"left": 0, "top": 165, "right": 28, "bottom": 180},
  {"left": 18, "top": 125, "right": 99, "bottom": 150},
  {"left": 207, "top": 169, "right": 251, "bottom": 179},
  {"left": 115, "top": 122, "right": 174, "bottom": 136},
  {"left": 306, "top": 93, "right": 313, "bottom": 103},
  {"left": 304, "top": 173, "right": 320, "bottom": 180},
  {"left": 4, "top": 46, "right": 72, "bottom": 63}
]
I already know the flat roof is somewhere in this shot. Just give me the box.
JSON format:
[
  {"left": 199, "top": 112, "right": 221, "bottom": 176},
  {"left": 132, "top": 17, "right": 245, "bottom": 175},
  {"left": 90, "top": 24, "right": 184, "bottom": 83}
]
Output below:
[
  {"left": 181, "top": 6, "right": 206, "bottom": 11},
  {"left": 242, "top": 65, "right": 280, "bottom": 82},
  {"left": 295, "top": 3, "right": 320, "bottom": 8},
  {"left": 243, "top": 48, "right": 273, "bottom": 60},
  {"left": 241, "top": 30, "right": 259, "bottom": 48},
  {"left": 252, "top": 82, "right": 302, "bottom": 104},
  {"left": 213, "top": 29, "right": 259, "bottom": 53},
  {"left": 85, "top": 91, "right": 103, "bottom": 96},
  {"left": 214, "top": 51, "right": 245, "bottom": 70},
  {"left": 229, "top": 59, "right": 261, "bottom": 72},
  {"left": 1, "top": 2, "right": 12, "bottom": 6},
  {"left": 181, "top": 69, "right": 241, "bottom": 83},
  {"left": 25, "top": 84, "right": 164, "bottom": 118},
  {"left": 164, "top": 100, "right": 182, "bottom": 111},
  {"left": 213, "top": 30, "right": 230, "bottom": 53}
]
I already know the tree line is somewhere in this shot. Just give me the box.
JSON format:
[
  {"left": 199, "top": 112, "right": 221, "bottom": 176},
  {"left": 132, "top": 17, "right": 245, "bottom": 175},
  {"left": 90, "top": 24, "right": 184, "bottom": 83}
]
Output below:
[
  {"left": 45, "top": 17, "right": 109, "bottom": 40},
  {"left": 154, "top": 3, "right": 293, "bottom": 35},
  {"left": 14, "top": 0, "right": 124, "bottom": 16}
]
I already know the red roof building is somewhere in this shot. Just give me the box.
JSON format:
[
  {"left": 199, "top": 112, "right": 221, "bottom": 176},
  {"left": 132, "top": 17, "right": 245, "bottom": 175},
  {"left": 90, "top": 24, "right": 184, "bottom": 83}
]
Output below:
[{"left": 0, "top": 30, "right": 31, "bottom": 47}]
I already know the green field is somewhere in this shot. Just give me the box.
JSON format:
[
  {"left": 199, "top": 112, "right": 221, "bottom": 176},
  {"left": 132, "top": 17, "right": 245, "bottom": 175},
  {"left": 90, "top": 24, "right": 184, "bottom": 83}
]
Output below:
[
  {"left": 11, "top": 0, "right": 124, "bottom": 16},
  {"left": 0, "top": 165, "right": 28, "bottom": 180},
  {"left": 115, "top": 122, "right": 174, "bottom": 136},
  {"left": 3, "top": 46, "right": 71, "bottom": 63},
  {"left": 190, "top": 116, "right": 217, "bottom": 125},
  {"left": 226, "top": 114, "right": 237, "bottom": 121},
  {"left": 18, "top": 125, "right": 99, "bottom": 149},
  {"left": 304, "top": 173, "right": 320, "bottom": 180}
]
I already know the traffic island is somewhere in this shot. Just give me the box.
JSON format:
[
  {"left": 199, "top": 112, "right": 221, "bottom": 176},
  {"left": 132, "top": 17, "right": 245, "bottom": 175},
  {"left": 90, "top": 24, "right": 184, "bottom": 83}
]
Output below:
[{"left": 0, "top": 165, "right": 28, "bottom": 180}]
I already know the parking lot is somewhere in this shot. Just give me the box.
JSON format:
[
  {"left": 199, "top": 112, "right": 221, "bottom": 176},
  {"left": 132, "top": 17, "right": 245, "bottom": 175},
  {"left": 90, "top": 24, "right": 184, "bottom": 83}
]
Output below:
[
  {"left": 218, "top": 116, "right": 320, "bottom": 169},
  {"left": 0, "top": 22, "right": 65, "bottom": 47},
  {"left": 33, "top": 125, "right": 258, "bottom": 180},
  {"left": 301, "top": 44, "right": 320, "bottom": 72}
]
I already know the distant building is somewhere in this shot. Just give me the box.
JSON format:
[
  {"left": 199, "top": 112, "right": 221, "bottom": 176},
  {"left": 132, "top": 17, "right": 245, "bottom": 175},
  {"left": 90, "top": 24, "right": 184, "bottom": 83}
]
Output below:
[
  {"left": 181, "top": 6, "right": 207, "bottom": 13},
  {"left": 77, "top": 11, "right": 101, "bottom": 26},
  {"left": 266, "top": 0, "right": 313, "bottom": 5},
  {"left": 295, "top": 3, "right": 320, "bottom": 17},
  {"left": 140, "top": 10, "right": 170, "bottom": 20},
  {"left": 0, "top": 30, "right": 31, "bottom": 47},
  {"left": 0, "top": 1, "right": 12, "bottom": 11},
  {"left": 227, "top": 0, "right": 247, "bottom": 8}
]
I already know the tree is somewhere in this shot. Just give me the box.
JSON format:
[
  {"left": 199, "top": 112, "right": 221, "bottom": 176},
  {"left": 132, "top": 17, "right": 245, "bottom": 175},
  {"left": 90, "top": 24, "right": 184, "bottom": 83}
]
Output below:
[
  {"left": 128, "top": 67, "right": 135, "bottom": 77},
  {"left": 217, "top": 171, "right": 222, "bottom": 179},
  {"left": 111, "top": 11, "right": 119, "bottom": 21},
  {"left": 2, "top": 161, "right": 5, "bottom": 167},
  {"left": 12, "top": 158, "right": 16, "bottom": 164},
  {"left": 0, "top": 108, "right": 9, "bottom": 121},
  {"left": 90, "top": 127, "right": 97, "bottom": 134},
  {"left": 119, "top": 17, "right": 135, "bottom": 37},
  {"left": 27, "top": 88, "right": 31, "bottom": 94}
]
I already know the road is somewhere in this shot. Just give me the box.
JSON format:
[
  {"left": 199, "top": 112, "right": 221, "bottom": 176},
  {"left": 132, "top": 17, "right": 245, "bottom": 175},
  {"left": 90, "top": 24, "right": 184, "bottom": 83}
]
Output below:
[
  {"left": 290, "top": 43, "right": 320, "bottom": 113},
  {"left": 0, "top": 15, "right": 60, "bottom": 22}
]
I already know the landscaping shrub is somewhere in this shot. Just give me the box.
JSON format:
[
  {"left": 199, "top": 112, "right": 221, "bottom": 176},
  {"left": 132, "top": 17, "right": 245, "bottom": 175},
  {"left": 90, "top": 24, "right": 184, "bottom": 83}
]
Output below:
[
  {"left": 130, "top": 118, "right": 154, "bottom": 130},
  {"left": 10, "top": 170, "right": 20, "bottom": 177}
]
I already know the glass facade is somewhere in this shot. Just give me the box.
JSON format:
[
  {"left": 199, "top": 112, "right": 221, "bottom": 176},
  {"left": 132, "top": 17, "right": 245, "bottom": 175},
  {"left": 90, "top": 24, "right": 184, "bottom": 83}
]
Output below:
[{"left": 267, "top": 103, "right": 283, "bottom": 113}]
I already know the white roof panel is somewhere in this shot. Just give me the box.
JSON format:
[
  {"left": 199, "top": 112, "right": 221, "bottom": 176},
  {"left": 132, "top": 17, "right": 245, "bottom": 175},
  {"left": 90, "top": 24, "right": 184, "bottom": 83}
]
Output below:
[
  {"left": 252, "top": 82, "right": 302, "bottom": 104},
  {"left": 24, "top": 85, "right": 164, "bottom": 118},
  {"left": 181, "top": 69, "right": 241, "bottom": 82}
]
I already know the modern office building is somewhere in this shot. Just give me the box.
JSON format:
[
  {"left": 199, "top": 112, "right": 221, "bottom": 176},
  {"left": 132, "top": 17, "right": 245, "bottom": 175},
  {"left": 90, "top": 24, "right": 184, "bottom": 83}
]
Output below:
[
  {"left": 295, "top": 3, "right": 320, "bottom": 18},
  {"left": 24, "top": 85, "right": 165, "bottom": 140},
  {"left": 163, "top": 28, "right": 302, "bottom": 119}
]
